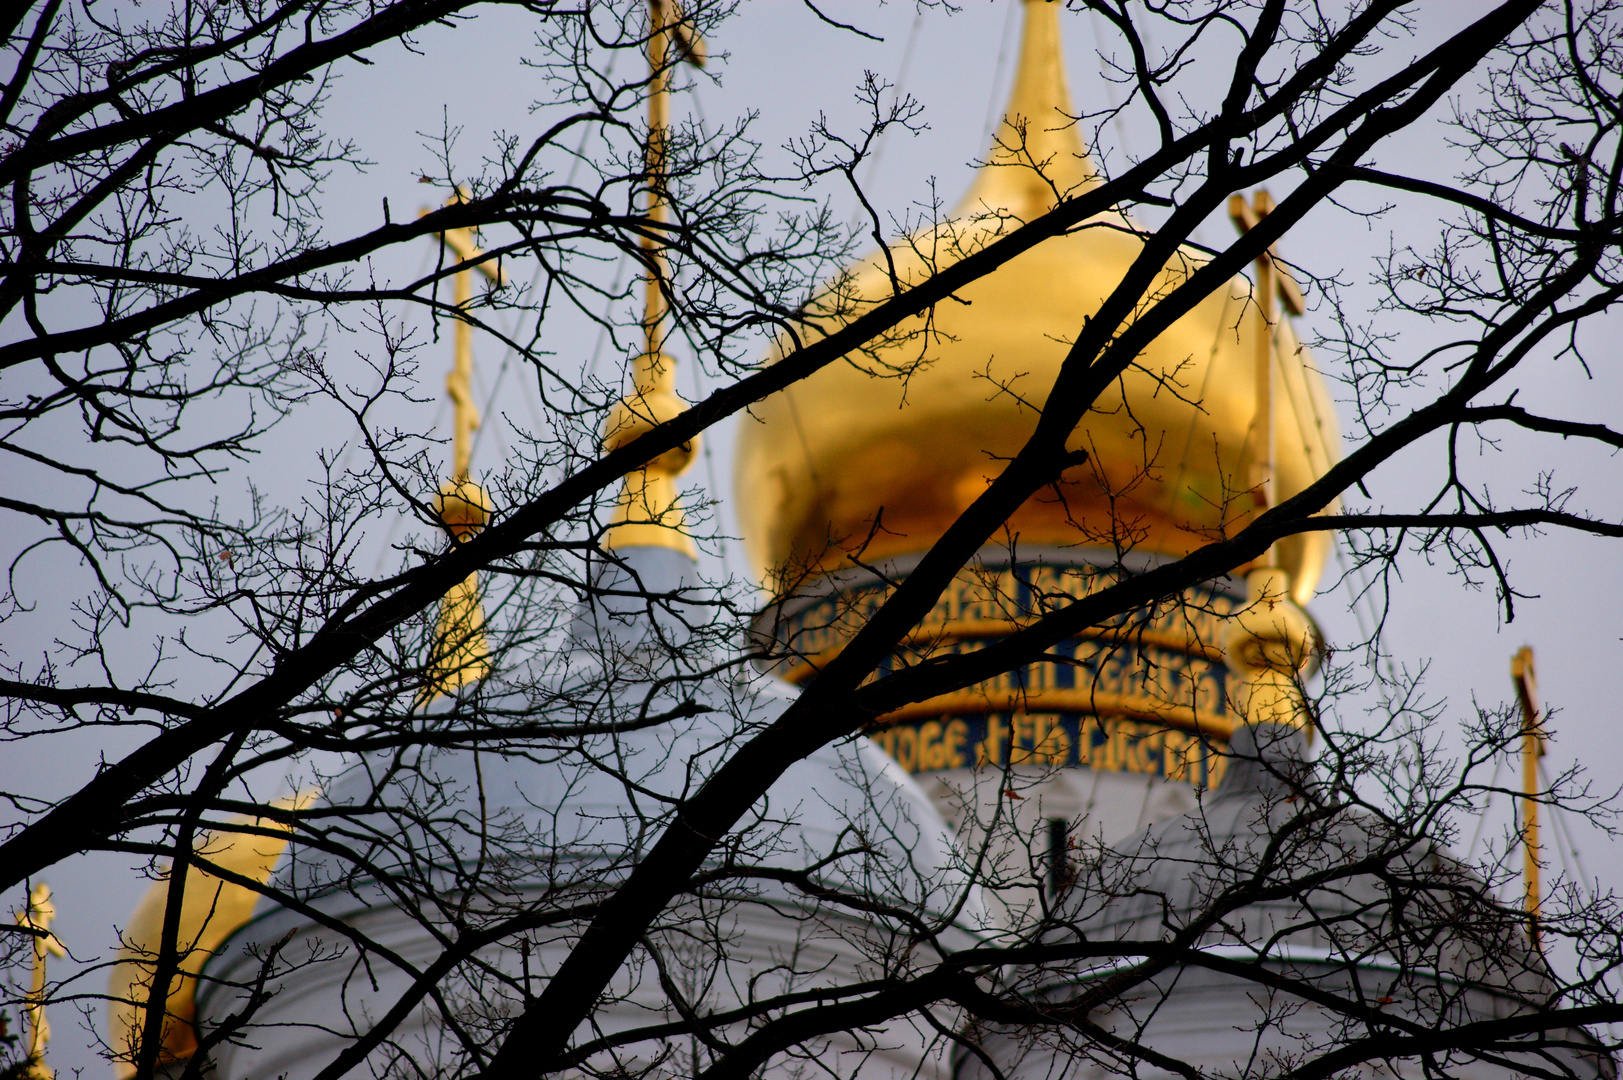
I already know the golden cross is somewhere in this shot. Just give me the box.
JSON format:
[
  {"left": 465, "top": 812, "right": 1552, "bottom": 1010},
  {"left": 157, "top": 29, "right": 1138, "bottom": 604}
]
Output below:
[
  {"left": 1228, "top": 190, "right": 1305, "bottom": 566},
  {"left": 420, "top": 191, "right": 508, "bottom": 481},
  {"left": 15, "top": 882, "right": 65, "bottom": 1079},
  {"left": 641, "top": 0, "right": 704, "bottom": 359},
  {"left": 1511, "top": 646, "right": 1547, "bottom": 948},
  {"left": 1228, "top": 189, "right": 1306, "bottom": 319}
]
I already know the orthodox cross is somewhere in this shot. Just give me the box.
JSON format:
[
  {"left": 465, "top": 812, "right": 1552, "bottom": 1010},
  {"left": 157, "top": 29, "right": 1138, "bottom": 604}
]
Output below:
[
  {"left": 1220, "top": 189, "right": 1317, "bottom": 736},
  {"left": 423, "top": 188, "right": 509, "bottom": 483},
  {"left": 1228, "top": 190, "right": 1306, "bottom": 569},
  {"left": 1511, "top": 646, "right": 1547, "bottom": 948},
  {"left": 14, "top": 882, "right": 65, "bottom": 1080},
  {"left": 639, "top": 0, "right": 704, "bottom": 364}
]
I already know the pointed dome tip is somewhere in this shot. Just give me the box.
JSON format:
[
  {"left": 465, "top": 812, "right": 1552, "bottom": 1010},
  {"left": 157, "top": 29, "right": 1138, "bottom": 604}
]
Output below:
[{"left": 962, "top": 0, "right": 1100, "bottom": 219}]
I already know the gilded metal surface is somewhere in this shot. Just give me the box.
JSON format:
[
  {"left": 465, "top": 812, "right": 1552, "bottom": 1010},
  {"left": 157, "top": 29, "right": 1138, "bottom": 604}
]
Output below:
[
  {"left": 1512, "top": 645, "right": 1545, "bottom": 946},
  {"left": 433, "top": 208, "right": 507, "bottom": 483},
  {"left": 427, "top": 576, "right": 491, "bottom": 692},
  {"left": 733, "top": 0, "right": 1340, "bottom": 605},
  {"left": 778, "top": 621, "right": 1225, "bottom": 685},
  {"left": 603, "top": 0, "right": 705, "bottom": 556},
  {"left": 107, "top": 793, "right": 317, "bottom": 1078},
  {"left": 603, "top": 352, "right": 699, "bottom": 555},
  {"left": 427, "top": 477, "right": 495, "bottom": 694},
  {"left": 1222, "top": 566, "right": 1317, "bottom": 732},
  {"left": 422, "top": 195, "right": 505, "bottom": 696},
  {"left": 14, "top": 882, "right": 64, "bottom": 1080}
]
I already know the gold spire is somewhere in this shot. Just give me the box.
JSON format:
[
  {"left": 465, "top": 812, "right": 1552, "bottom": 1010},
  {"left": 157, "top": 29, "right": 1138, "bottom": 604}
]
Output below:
[
  {"left": 602, "top": 0, "right": 703, "bottom": 556},
  {"left": 1511, "top": 646, "right": 1546, "bottom": 948},
  {"left": 957, "top": 0, "right": 1099, "bottom": 221},
  {"left": 15, "top": 882, "right": 65, "bottom": 1080},
  {"left": 421, "top": 192, "right": 506, "bottom": 696},
  {"left": 427, "top": 477, "right": 494, "bottom": 695}
]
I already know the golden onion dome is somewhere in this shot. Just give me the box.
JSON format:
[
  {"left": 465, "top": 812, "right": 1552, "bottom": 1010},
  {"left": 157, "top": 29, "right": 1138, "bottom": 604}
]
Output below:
[
  {"left": 107, "top": 792, "right": 316, "bottom": 1078},
  {"left": 734, "top": 0, "right": 1339, "bottom": 606}
]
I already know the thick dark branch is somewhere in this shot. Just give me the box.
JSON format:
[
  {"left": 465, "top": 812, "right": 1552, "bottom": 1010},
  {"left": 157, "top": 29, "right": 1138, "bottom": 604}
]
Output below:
[
  {"left": 0, "top": 0, "right": 477, "bottom": 187},
  {"left": 0, "top": 678, "right": 209, "bottom": 722},
  {"left": 1332, "top": 163, "right": 1617, "bottom": 243},
  {"left": 0, "top": 0, "right": 59, "bottom": 132},
  {"left": 1299, "top": 509, "right": 1623, "bottom": 538},
  {"left": 1283, "top": 1005, "right": 1623, "bottom": 1080},
  {"left": 1457, "top": 404, "right": 1623, "bottom": 449}
]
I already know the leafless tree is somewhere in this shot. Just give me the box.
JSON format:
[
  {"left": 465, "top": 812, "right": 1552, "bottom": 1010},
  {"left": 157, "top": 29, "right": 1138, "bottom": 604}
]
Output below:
[{"left": 3, "top": 3, "right": 1623, "bottom": 1080}]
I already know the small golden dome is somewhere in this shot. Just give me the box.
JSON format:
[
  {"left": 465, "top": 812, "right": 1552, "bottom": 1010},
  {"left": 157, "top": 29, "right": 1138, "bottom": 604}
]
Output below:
[
  {"left": 734, "top": 0, "right": 1339, "bottom": 605},
  {"left": 434, "top": 477, "right": 493, "bottom": 541},
  {"left": 107, "top": 792, "right": 316, "bottom": 1078}
]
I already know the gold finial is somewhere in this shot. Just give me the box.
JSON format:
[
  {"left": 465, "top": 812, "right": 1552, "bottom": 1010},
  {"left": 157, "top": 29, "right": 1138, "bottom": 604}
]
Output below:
[
  {"left": 1222, "top": 191, "right": 1315, "bottom": 736},
  {"left": 1511, "top": 646, "right": 1546, "bottom": 948},
  {"left": 420, "top": 190, "right": 507, "bottom": 696},
  {"left": 425, "top": 475, "right": 495, "bottom": 694},
  {"left": 959, "top": 0, "right": 1099, "bottom": 220},
  {"left": 15, "top": 882, "right": 65, "bottom": 1080},
  {"left": 603, "top": 0, "right": 704, "bottom": 556},
  {"left": 1222, "top": 565, "right": 1316, "bottom": 736}
]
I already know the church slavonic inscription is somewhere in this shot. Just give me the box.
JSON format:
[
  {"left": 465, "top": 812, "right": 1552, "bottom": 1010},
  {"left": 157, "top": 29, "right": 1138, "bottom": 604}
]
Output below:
[
  {"left": 765, "top": 562, "right": 1239, "bottom": 785},
  {"left": 866, "top": 713, "right": 1229, "bottom": 788}
]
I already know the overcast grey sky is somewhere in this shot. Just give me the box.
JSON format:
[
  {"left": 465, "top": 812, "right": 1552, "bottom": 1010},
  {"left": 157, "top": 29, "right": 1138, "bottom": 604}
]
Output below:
[{"left": 5, "top": 4, "right": 1622, "bottom": 1076}]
